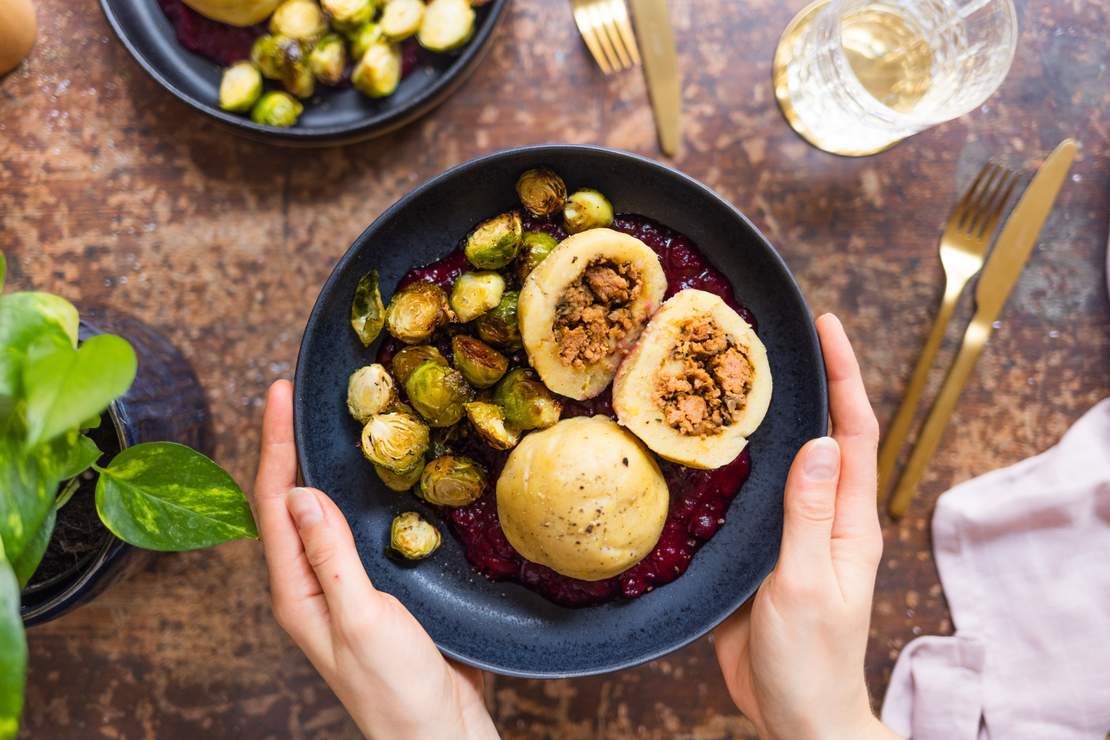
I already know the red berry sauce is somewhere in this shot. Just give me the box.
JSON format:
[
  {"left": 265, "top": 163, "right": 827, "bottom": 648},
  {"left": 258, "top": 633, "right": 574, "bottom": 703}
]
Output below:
[{"left": 377, "top": 214, "right": 755, "bottom": 607}]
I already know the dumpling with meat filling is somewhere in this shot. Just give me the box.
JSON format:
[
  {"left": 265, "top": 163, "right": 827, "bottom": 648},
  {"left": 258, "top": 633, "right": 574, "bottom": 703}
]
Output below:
[
  {"left": 613, "top": 289, "right": 772, "bottom": 469},
  {"left": 519, "top": 228, "right": 667, "bottom": 400}
]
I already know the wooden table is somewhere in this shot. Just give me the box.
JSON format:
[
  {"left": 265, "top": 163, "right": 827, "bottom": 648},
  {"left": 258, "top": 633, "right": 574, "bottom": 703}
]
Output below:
[{"left": 2, "top": 0, "right": 1107, "bottom": 736}]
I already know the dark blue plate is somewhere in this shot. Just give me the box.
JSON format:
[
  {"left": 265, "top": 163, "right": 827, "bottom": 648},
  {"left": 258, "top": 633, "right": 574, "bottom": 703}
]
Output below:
[
  {"left": 294, "top": 145, "right": 827, "bottom": 677},
  {"left": 99, "top": 0, "right": 508, "bottom": 146}
]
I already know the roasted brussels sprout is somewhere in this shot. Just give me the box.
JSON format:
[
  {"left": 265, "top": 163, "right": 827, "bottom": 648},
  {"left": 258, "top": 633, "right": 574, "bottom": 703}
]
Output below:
[
  {"left": 493, "top": 368, "right": 562, "bottom": 431},
  {"left": 391, "top": 344, "right": 447, "bottom": 384},
  {"left": 515, "top": 231, "right": 558, "bottom": 282},
  {"left": 381, "top": 0, "right": 425, "bottom": 40},
  {"left": 563, "top": 188, "right": 614, "bottom": 233},
  {"left": 374, "top": 460, "right": 423, "bottom": 491},
  {"left": 250, "top": 34, "right": 288, "bottom": 79},
  {"left": 476, "top": 290, "right": 521, "bottom": 348},
  {"left": 428, "top": 421, "right": 469, "bottom": 459},
  {"left": 404, "top": 361, "right": 475, "bottom": 427},
  {"left": 218, "top": 61, "right": 263, "bottom": 112},
  {"left": 352, "top": 40, "right": 402, "bottom": 98},
  {"left": 322, "top": 0, "right": 376, "bottom": 33},
  {"left": 417, "top": 0, "right": 475, "bottom": 52},
  {"left": 419, "top": 455, "right": 486, "bottom": 506},
  {"left": 348, "top": 21, "right": 383, "bottom": 59},
  {"left": 448, "top": 271, "right": 505, "bottom": 323},
  {"left": 250, "top": 91, "right": 304, "bottom": 127},
  {"left": 464, "top": 401, "right": 519, "bottom": 450},
  {"left": 350, "top": 269, "right": 386, "bottom": 346},
  {"left": 515, "top": 168, "right": 567, "bottom": 217},
  {"left": 385, "top": 282, "right": 451, "bottom": 344},
  {"left": 309, "top": 33, "right": 347, "bottom": 85},
  {"left": 360, "top": 411, "right": 430, "bottom": 471},
  {"left": 251, "top": 34, "right": 315, "bottom": 97},
  {"left": 269, "top": 0, "right": 328, "bottom": 43},
  {"left": 347, "top": 364, "right": 397, "bottom": 423},
  {"left": 464, "top": 211, "right": 523, "bottom": 270},
  {"left": 390, "top": 511, "right": 441, "bottom": 559},
  {"left": 451, "top": 335, "right": 507, "bottom": 389}
]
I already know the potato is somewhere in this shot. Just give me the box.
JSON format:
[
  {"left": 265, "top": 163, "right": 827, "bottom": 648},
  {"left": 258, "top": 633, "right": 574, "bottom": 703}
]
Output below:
[
  {"left": 496, "top": 417, "right": 669, "bottom": 581},
  {"left": 182, "top": 0, "right": 283, "bottom": 26}
]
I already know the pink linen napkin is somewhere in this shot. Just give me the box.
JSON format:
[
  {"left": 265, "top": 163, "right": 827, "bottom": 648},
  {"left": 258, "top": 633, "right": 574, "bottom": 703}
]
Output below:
[{"left": 881, "top": 399, "right": 1110, "bottom": 740}]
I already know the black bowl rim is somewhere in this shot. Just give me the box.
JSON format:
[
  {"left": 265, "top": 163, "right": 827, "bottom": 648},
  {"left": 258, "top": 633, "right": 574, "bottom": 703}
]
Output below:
[
  {"left": 294, "top": 144, "right": 827, "bottom": 677},
  {"left": 98, "top": 0, "right": 509, "bottom": 145}
]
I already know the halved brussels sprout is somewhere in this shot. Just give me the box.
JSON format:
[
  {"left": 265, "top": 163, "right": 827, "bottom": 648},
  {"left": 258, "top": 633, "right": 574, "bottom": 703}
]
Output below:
[
  {"left": 404, "top": 361, "right": 475, "bottom": 427},
  {"left": 385, "top": 282, "right": 451, "bottom": 344},
  {"left": 464, "top": 401, "right": 519, "bottom": 450},
  {"left": 391, "top": 344, "right": 447, "bottom": 385},
  {"left": 419, "top": 455, "right": 486, "bottom": 506},
  {"left": 348, "top": 21, "right": 383, "bottom": 60},
  {"left": 381, "top": 0, "right": 425, "bottom": 40},
  {"left": 390, "top": 511, "right": 441, "bottom": 559},
  {"left": 451, "top": 335, "right": 507, "bottom": 389},
  {"left": 309, "top": 33, "right": 347, "bottom": 85},
  {"left": 219, "top": 61, "right": 263, "bottom": 112},
  {"left": 270, "top": 0, "right": 328, "bottom": 43},
  {"left": 250, "top": 91, "right": 304, "bottom": 127},
  {"left": 475, "top": 290, "right": 520, "bottom": 348},
  {"left": 352, "top": 40, "right": 402, "bottom": 98},
  {"left": 347, "top": 364, "right": 397, "bottom": 423},
  {"left": 322, "top": 0, "right": 376, "bottom": 33},
  {"left": 351, "top": 269, "right": 386, "bottom": 346},
  {"left": 464, "top": 211, "right": 523, "bottom": 270},
  {"left": 515, "top": 231, "right": 558, "bottom": 282},
  {"left": 448, "top": 271, "right": 505, "bottom": 323},
  {"left": 492, "top": 368, "right": 562, "bottom": 431},
  {"left": 253, "top": 34, "right": 315, "bottom": 97},
  {"left": 417, "top": 0, "right": 475, "bottom": 52},
  {"left": 375, "top": 459, "right": 423, "bottom": 492},
  {"left": 563, "top": 188, "right": 614, "bottom": 233},
  {"left": 516, "top": 168, "right": 567, "bottom": 217},
  {"left": 360, "top": 411, "right": 430, "bottom": 471},
  {"left": 251, "top": 35, "right": 290, "bottom": 79}
]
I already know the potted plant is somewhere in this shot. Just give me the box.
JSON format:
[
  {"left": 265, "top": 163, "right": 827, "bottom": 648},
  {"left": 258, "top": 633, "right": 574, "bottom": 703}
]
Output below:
[{"left": 0, "top": 254, "right": 258, "bottom": 738}]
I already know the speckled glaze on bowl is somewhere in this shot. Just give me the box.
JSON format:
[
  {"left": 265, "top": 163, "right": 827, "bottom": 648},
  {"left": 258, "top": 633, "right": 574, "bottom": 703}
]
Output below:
[
  {"left": 294, "top": 145, "right": 827, "bottom": 678},
  {"left": 98, "top": 0, "right": 508, "bottom": 146}
]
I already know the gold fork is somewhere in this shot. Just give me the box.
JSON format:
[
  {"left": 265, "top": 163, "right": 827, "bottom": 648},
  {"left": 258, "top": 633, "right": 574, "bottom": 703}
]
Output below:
[
  {"left": 571, "top": 0, "right": 641, "bottom": 75},
  {"left": 878, "top": 162, "right": 1020, "bottom": 505}
]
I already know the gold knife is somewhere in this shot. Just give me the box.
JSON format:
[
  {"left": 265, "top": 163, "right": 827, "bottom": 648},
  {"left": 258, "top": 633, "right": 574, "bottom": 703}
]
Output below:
[
  {"left": 888, "top": 139, "right": 1078, "bottom": 519},
  {"left": 629, "top": 0, "right": 681, "bottom": 157}
]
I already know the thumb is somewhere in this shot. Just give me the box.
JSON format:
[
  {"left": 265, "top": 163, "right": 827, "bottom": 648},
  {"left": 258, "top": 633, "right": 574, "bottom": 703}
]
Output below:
[
  {"left": 777, "top": 437, "right": 841, "bottom": 580},
  {"left": 287, "top": 487, "right": 376, "bottom": 622}
]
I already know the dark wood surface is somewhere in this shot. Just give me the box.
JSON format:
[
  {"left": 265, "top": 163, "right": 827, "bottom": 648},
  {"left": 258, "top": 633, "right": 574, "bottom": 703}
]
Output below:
[{"left": 2, "top": 0, "right": 1107, "bottom": 737}]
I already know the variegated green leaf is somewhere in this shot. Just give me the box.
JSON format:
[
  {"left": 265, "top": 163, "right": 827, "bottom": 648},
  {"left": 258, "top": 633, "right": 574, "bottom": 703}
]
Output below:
[
  {"left": 95, "top": 442, "right": 257, "bottom": 551},
  {"left": 23, "top": 334, "right": 135, "bottom": 448},
  {"left": 11, "top": 509, "right": 55, "bottom": 589},
  {"left": 0, "top": 541, "right": 27, "bottom": 740},
  {"left": 0, "top": 291, "right": 78, "bottom": 352},
  {"left": 0, "top": 436, "right": 61, "bottom": 565}
]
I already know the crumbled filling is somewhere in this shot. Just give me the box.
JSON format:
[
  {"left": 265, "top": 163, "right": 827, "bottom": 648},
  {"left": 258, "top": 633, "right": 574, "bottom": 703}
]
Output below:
[
  {"left": 654, "top": 316, "right": 754, "bottom": 436},
  {"left": 553, "top": 259, "right": 643, "bottom": 368}
]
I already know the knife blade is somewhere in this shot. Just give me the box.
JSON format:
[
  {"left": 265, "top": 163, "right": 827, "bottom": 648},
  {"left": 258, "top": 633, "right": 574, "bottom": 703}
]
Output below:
[
  {"left": 888, "top": 138, "right": 1078, "bottom": 518},
  {"left": 629, "top": 0, "right": 681, "bottom": 157}
]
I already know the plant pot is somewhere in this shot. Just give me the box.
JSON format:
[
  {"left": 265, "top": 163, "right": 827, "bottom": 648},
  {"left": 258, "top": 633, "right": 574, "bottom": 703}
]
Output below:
[{"left": 19, "top": 309, "right": 212, "bottom": 626}]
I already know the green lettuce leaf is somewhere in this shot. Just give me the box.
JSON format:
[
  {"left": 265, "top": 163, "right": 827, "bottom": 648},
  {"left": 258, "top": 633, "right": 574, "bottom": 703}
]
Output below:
[{"left": 95, "top": 442, "right": 258, "bottom": 551}]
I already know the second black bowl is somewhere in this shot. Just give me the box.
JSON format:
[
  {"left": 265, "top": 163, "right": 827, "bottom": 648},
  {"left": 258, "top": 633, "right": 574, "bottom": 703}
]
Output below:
[{"left": 294, "top": 145, "right": 827, "bottom": 677}]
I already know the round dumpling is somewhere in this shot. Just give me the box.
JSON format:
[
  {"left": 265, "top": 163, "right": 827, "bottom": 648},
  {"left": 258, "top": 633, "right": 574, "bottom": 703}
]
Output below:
[
  {"left": 496, "top": 416, "right": 669, "bottom": 581},
  {"left": 519, "top": 228, "right": 667, "bottom": 400},
  {"left": 182, "top": 0, "right": 282, "bottom": 25},
  {"left": 613, "top": 289, "right": 772, "bottom": 470}
]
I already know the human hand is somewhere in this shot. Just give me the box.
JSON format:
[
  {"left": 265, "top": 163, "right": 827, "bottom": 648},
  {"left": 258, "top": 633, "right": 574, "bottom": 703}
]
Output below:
[
  {"left": 713, "top": 314, "right": 898, "bottom": 740},
  {"left": 251, "top": 380, "right": 498, "bottom": 740}
]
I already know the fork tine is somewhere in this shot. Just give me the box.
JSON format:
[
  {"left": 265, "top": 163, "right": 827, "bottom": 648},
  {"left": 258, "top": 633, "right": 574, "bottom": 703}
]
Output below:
[
  {"left": 958, "top": 164, "right": 1002, "bottom": 232},
  {"left": 968, "top": 166, "right": 1012, "bottom": 236},
  {"left": 585, "top": 2, "right": 623, "bottom": 72},
  {"left": 598, "top": 0, "right": 633, "bottom": 70},
  {"left": 572, "top": 0, "right": 613, "bottom": 74},
  {"left": 951, "top": 163, "right": 994, "bottom": 229},
  {"left": 609, "top": 0, "right": 641, "bottom": 66},
  {"left": 976, "top": 169, "right": 1020, "bottom": 239}
]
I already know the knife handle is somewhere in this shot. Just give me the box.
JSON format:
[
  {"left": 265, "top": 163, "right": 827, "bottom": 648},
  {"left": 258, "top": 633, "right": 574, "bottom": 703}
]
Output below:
[{"left": 887, "top": 314, "right": 992, "bottom": 518}]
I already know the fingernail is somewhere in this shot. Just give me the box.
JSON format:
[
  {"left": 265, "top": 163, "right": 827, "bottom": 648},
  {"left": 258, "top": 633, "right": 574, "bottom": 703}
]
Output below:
[
  {"left": 287, "top": 487, "right": 323, "bottom": 528},
  {"left": 803, "top": 437, "right": 840, "bottom": 480}
]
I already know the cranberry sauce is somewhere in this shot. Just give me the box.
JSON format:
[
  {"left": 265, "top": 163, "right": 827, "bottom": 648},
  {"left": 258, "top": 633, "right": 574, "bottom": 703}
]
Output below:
[
  {"left": 376, "top": 214, "right": 755, "bottom": 607},
  {"left": 157, "top": 0, "right": 424, "bottom": 75}
]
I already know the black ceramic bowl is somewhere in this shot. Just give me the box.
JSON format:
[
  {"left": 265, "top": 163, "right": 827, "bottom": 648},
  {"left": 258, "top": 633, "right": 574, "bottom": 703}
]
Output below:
[
  {"left": 99, "top": 0, "right": 508, "bottom": 146},
  {"left": 294, "top": 145, "right": 827, "bottom": 677}
]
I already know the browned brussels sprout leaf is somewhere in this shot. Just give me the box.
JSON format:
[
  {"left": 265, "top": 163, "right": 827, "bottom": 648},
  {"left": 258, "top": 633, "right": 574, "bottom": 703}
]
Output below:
[{"left": 351, "top": 270, "right": 386, "bottom": 347}]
